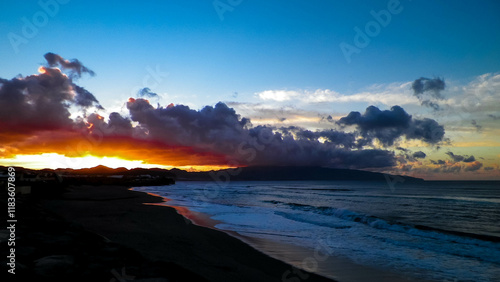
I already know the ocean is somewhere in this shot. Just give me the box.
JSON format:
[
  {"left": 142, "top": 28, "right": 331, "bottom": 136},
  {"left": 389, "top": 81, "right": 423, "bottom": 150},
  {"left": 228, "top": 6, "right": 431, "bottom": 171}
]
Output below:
[{"left": 134, "top": 180, "right": 500, "bottom": 282}]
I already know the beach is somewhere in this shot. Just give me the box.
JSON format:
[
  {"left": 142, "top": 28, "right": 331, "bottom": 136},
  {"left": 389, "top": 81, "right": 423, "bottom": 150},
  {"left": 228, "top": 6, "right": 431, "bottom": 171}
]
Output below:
[
  {"left": 136, "top": 181, "right": 500, "bottom": 282},
  {"left": 6, "top": 181, "right": 499, "bottom": 281},
  {"left": 30, "top": 185, "right": 337, "bottom": 281}
]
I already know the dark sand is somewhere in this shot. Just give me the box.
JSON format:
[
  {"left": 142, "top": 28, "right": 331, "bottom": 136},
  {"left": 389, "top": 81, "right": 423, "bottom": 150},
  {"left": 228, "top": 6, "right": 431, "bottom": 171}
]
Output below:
[
  {"left": 39, "top": 185, "right": 337, "bottom": 282},
  {"left": 154, "top": 190, "right": 426, "bottom": 282}
]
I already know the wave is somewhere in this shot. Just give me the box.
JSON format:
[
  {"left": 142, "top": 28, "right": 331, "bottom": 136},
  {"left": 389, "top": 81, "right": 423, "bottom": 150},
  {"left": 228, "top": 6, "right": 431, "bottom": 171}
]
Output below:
[
  {"left": 270, "top": 186, "right": 353, "bottom": 192},
  {"left": 274, "top": 201, "right": 500, "bottom": 245}
]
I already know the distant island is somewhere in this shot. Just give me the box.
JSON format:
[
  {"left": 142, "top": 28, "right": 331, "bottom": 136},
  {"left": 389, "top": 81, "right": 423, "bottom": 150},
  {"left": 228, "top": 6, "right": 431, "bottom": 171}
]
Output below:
[
  {"left": 0, "top": 165, "right": 422, "bottom": 196},
  {"left": 172, "top": 166, "right": 423, "bottom": 182}
]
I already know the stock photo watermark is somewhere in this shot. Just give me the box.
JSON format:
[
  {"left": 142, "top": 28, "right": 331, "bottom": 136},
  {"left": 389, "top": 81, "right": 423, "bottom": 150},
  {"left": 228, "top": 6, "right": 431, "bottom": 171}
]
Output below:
[
  {"left": 6, "top": 167, "right": 17, "bottom": 275},
  {"left": 213, "top": 0, "right": 243, "bottom": 21},
  {"left": 7, "top": 0, "right": 70, "bottom": 54},
  {"left": 129, "top": 65, "right": 169, "bottom": 98},
  {"left": 282, "top": 234, "right": 335, "bottom": 282},
  {"left": 339, "top": 0, "right": 407, "bottom": 63}
]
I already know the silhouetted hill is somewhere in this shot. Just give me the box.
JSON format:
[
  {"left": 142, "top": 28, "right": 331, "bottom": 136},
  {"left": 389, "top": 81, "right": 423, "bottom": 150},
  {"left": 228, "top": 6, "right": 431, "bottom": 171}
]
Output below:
[
  {"left": 230, "top": 166, "right": 421, "bottom": 181},
  {"left": 1, "top": 165, "right": 423, "bottom": 183},
  {"left": 172, "top": 166, "right": 424, "bottom": 182},
  {"left": 67, "top": 165, "right": 129, "bottom": 175},
  {"left": 54, "top": 166, "right": 176, "bottom": 178}
]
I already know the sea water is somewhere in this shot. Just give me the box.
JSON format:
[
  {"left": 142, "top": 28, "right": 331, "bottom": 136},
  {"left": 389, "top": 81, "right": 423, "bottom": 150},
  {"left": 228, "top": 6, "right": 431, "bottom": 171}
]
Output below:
[{"left": 135, "top": 180, "right": 500, "bottom": 281}]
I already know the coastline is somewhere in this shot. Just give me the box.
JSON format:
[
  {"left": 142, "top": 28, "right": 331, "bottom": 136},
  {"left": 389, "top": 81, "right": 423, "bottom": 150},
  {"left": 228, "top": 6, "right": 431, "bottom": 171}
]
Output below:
[
  {"left": 37, "top": 185, "right": 337, "bottom": 282},
  {"left": 145, "top": 186, "right": 427, "bottom": 282}
]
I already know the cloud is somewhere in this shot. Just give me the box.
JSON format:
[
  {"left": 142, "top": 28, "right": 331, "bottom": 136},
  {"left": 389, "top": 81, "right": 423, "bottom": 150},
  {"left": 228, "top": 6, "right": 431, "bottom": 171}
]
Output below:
[
  {"left": 440, "top": 162, "right": 462, "bottom": 173},
  {"left": 255, "top": 84, "right": 419, "bottom": 106},
  {"left": 123, "top": 98, "right": 398, "bottom": 168},
  {"left": 282, "top": 127, "right": 360, "bottom": 149},
  {"left": 73, "top": 85, "right": 104, "bottom": 109},
  {"left": 445, "top": 151, "right": 476, "bottom": 163},
  {"left": 0, "top": 65, "right": 101, "bottom": 136},
  {"left": 422, "top": 153, "right": 483, "bottom": 175},
  {"left": 225, "top": 102, "right": 331, "bottom": 129},
  {"left": 137, "top": 87, "right": 160, "bottom": 100},
  {"left": 7, "top": 53, "right": 481, "bottom": 173},
  {"left": 252, "top": 74, "right": 499, "bottom": 138},
  {"left": 471, "top": 120, "right": 482, "bottom": 132},
  {"left": 412, "top": 77, "right": 445, "bottom": 96},
  {"left": 447, "top": 73, "right": 500, "bottom": 116},
  {"left": 337, "top": 105, "right": 445, "bottom": 146},
  {"left": 431, "top": 159, "right": 446, "bottom": 165},
  {"left": 412, "top": 151, "right": 426, "bottom": 159},
  {"left": 411, "top": 77, "right": 446, "bottom": 110},
  {"left": 464, "top": 161, "right": 483, "bottom": 172},
  {"left": 44, "top": 52, "right": 95, "bottom": 78},
  {"left": 257, "top": 90, "right": 301, "bottom": 102}
]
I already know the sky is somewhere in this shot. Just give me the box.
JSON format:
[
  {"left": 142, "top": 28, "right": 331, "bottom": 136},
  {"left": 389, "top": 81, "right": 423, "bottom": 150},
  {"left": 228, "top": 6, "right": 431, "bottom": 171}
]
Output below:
[{"left": 0, "top": 0, "right": 499, "bottom": 180}]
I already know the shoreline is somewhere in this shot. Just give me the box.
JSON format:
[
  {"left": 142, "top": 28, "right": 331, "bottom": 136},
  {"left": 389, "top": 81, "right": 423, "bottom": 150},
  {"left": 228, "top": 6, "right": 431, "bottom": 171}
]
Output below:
[
  {"left": 143, "top": 186, "right": 427, "bottom": 282},
  {"left": 38, "top": 185, "right": 336, "bottom": 282}
]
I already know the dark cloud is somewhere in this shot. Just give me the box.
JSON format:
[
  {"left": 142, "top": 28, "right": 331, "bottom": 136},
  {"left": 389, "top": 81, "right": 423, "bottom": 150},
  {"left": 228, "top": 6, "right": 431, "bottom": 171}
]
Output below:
[
  {"left": 412, "top": 77, "right": 445, "bottom": 96},
  {"left": 411, "top": 77, "right": 445, "bottom": 110},
  {"left": 125, "top": 98, "right": 396, "bottom": 168},
  {"left": 406, "top": 118, "right": 445, "bottom": 144},
  {"left": 73, "top": 85, "right": 103, "bottom": 109},
  {"left": 463, "top": 155, "right": 476, "bottom": 163},
  {"left": 445, "top": 151, "right": 464, "bottom": 162},
  {"left": 137, "top": 87, "right": 160, "bottom": 100},
  {"left": 431, "top": 159, "right": 446, "bottom": 165},
  {"left": 44, "top": 52, "right": 95, "bottom": 78},
  {"left": 488, "top": 114, "right": 499, "bottom": 120},
  {"left": 426, "top": 152, "right": 484, "bottom": 174},
  {"left": 319, "top": 115, "right": 335, "bottom": 123},
  {"left": 292, "top": 128, "right": 358, "bottom": 149},
  {"left": 446, "top": 151, "right": 476, "bottom": 163},
  {"left": 471, "top": 120, "right": 482, "bottom": 131},
  {"left": 108, "top": 112, "right": 133, "bottom": 132},
  {"left": 0, "top": 65, "right": 101, "bottom": 134},
  {"left": 421, "top": 100, "right": 441, "bottom": 111},
  {"left": 412, "top": 151, "right": 426, "bottom": 159},
  {"left": 337, "top": 105, "right": 445, "bottom": 146}
]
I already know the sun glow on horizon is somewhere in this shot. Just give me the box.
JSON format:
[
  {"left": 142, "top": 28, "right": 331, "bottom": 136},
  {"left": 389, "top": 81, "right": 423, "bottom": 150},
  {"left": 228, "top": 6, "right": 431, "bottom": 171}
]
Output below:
[
  {"left": 0, "top": 153, "right": 166, "bottom": 170},
  {"left": 0, "top": 153, "right": 236, "bottom": 172}
]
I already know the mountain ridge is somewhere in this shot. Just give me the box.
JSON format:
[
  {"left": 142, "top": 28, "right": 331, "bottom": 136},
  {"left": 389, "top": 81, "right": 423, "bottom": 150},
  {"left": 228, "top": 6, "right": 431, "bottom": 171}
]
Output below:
[{"left": 1, "top": 165, "right": 423, "bottom": 182}]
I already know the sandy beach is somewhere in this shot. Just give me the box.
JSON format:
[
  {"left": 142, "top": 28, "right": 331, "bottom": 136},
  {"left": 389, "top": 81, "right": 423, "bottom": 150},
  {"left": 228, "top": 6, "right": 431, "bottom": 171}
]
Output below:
[{"left": 34, "top": 185, "right": 337, "bottom": 281}]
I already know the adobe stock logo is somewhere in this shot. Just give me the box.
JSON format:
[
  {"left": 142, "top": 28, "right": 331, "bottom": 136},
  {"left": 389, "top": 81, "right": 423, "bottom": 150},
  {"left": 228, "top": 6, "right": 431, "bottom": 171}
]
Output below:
[
  {"left": 213, "top": 0, "right": 243, "bottom": 21},
  {"left": 339, "top": 0, "right": 408, "bottom": 63},
  {"left": 7, "top": 0, "right": 70, "bottom": 54}
]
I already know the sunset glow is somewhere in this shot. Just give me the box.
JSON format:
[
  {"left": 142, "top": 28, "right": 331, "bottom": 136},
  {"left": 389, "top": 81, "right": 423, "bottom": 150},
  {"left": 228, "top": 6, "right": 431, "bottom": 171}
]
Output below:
[
  {"left": 0, "top": 153, "right": 164, "bottom": 170},
  {"left": 0, "top": 153, "right": 234, "bottom": 171}
]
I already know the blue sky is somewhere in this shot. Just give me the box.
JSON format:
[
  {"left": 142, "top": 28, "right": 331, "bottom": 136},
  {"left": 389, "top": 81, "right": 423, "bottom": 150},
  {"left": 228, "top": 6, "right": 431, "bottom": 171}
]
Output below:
[
  {"left": 1, "top": 0, "right": 499, "bottom": 108},
  {"left": 1, "top": 0, "right": 499, "bottom": 179}
]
